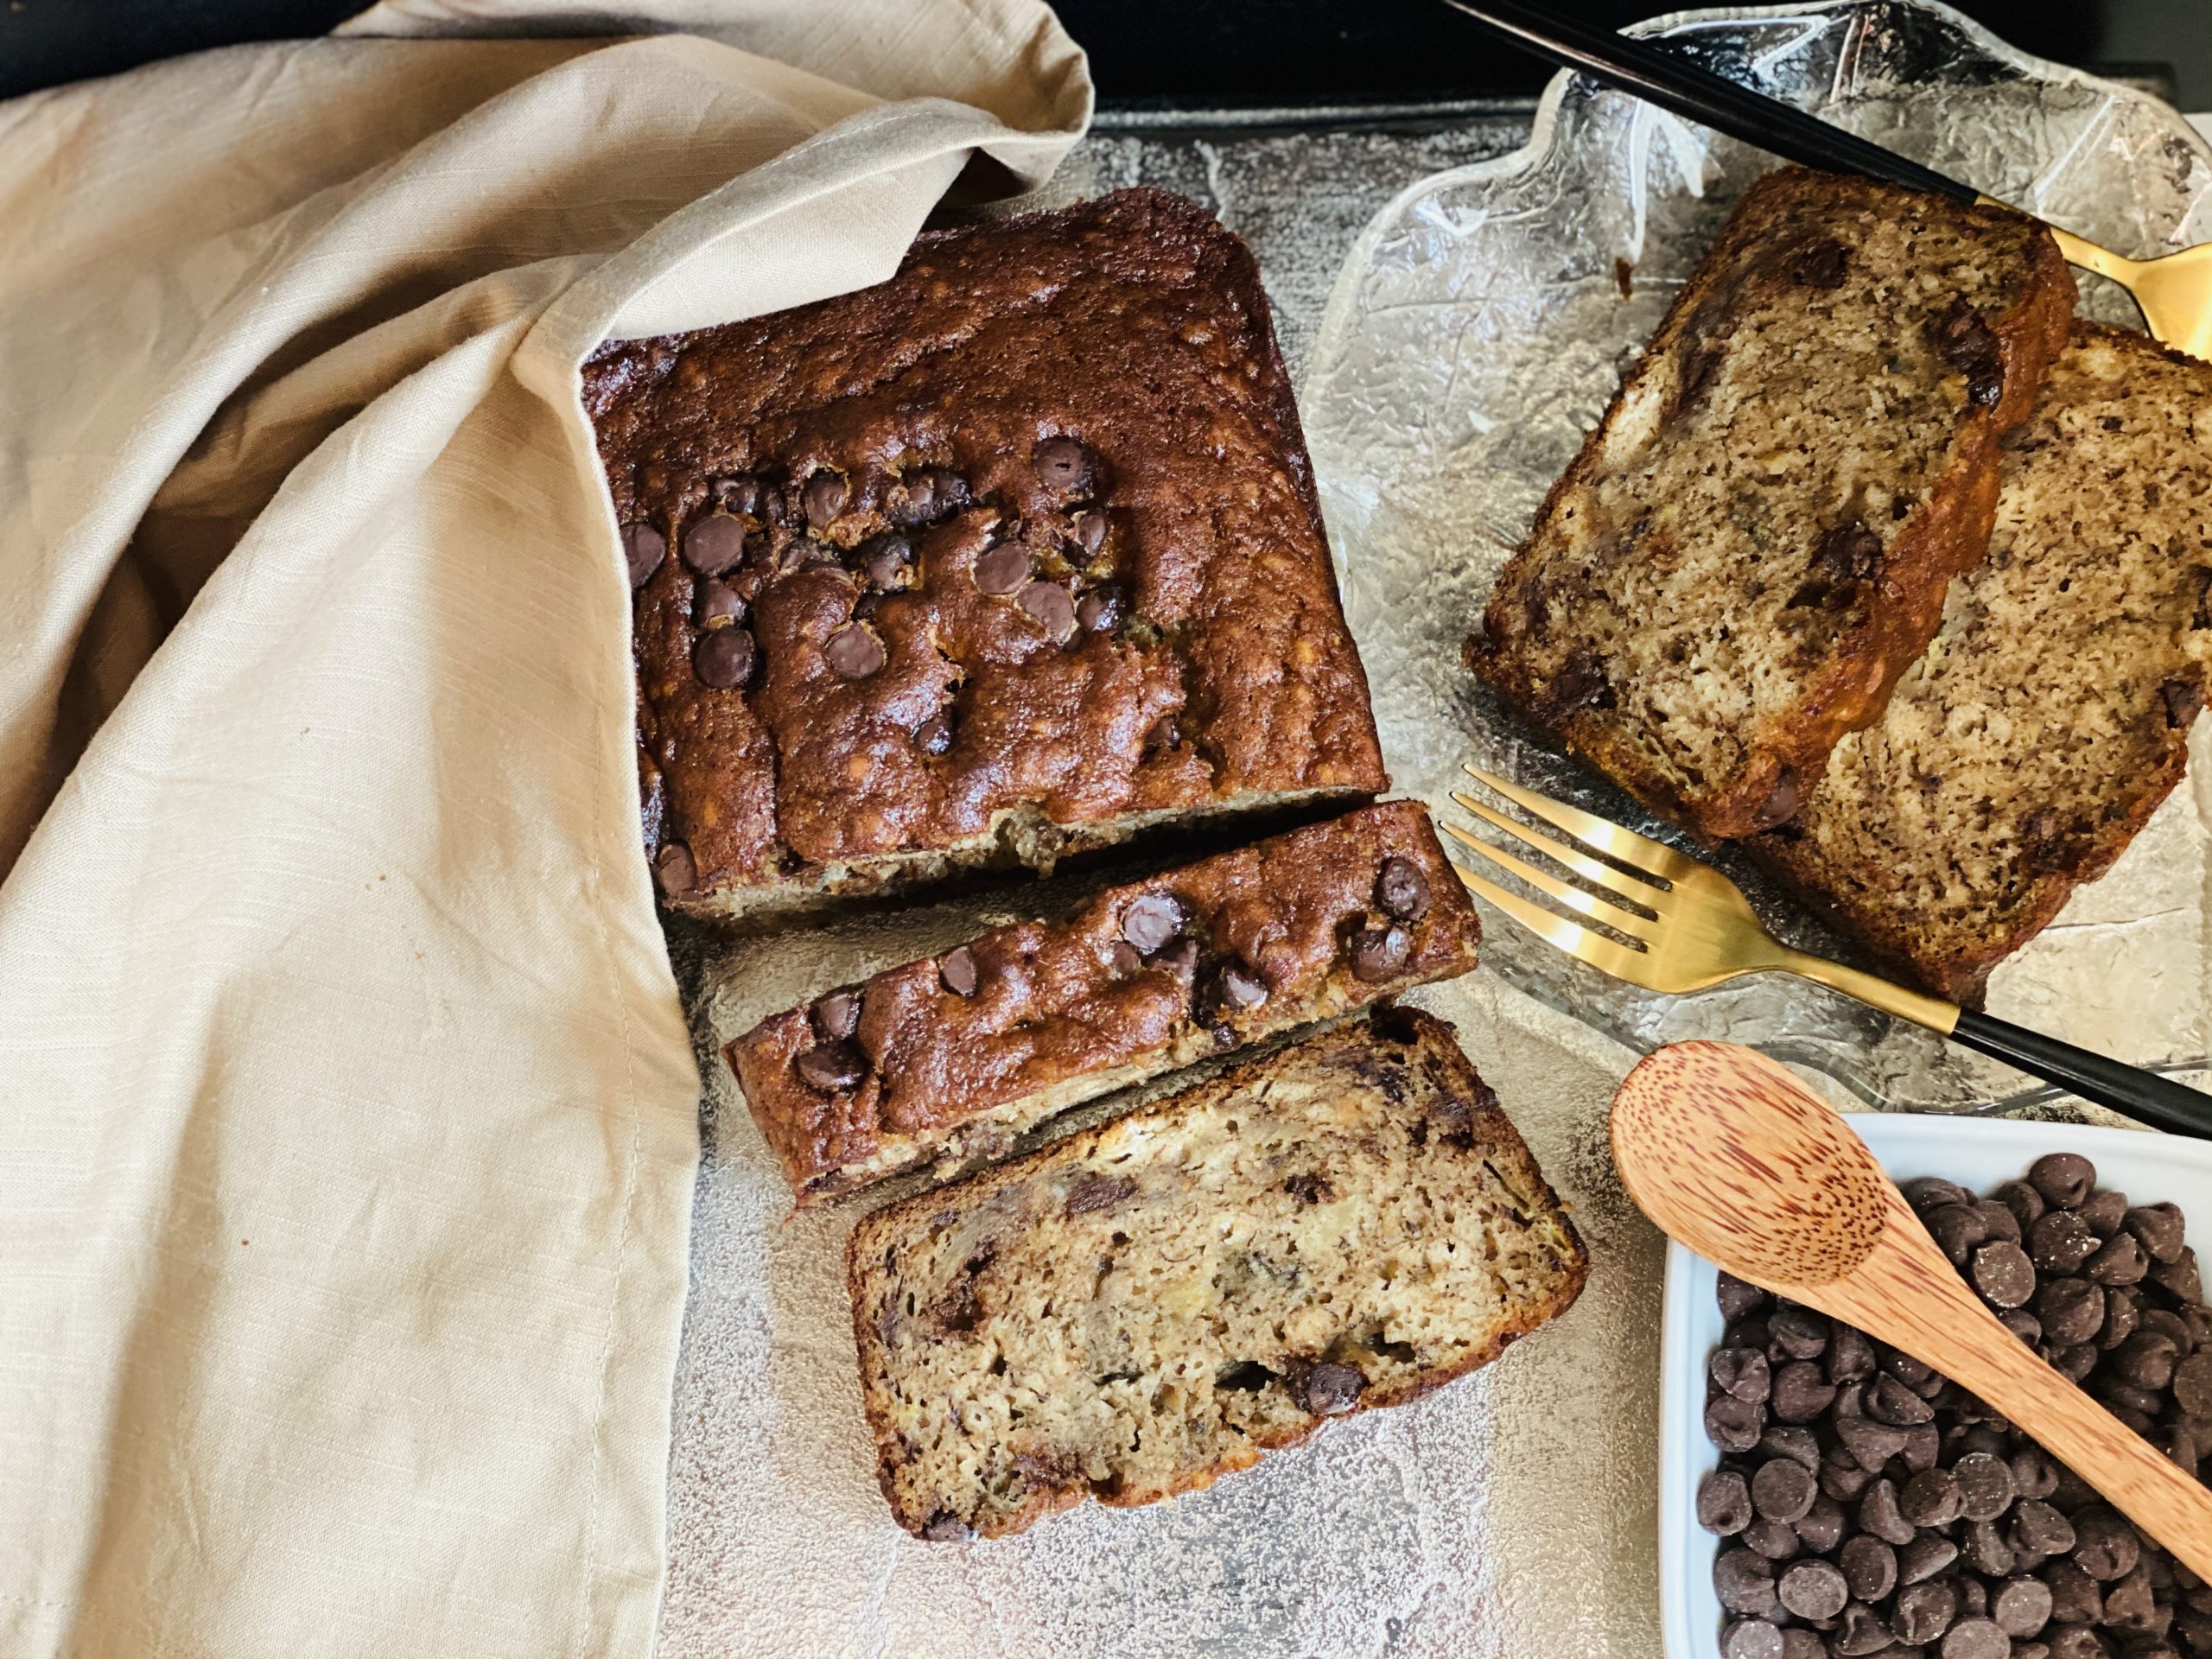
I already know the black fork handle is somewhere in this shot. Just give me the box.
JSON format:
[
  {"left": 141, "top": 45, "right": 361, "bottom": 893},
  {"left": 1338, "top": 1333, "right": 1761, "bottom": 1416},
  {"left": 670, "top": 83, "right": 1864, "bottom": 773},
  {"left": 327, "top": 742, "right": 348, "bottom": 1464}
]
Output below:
[
  {"left": 1951, "top": 1010, "right": 2212, "bottom": 1139},
  {"left": 1440, "top": 0, "right": 1981, "bottom": 206}
]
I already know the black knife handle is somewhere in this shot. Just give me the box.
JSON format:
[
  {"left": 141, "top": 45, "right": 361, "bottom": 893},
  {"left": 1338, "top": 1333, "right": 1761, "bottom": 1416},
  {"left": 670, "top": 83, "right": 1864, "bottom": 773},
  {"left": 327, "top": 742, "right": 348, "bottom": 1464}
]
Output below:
[
  {"left": 1442, "top": 0, "right": 1980, "bottom": 205},
  {"left": 1951, "top": 1009, "right": 2212, "bottom": 1139}
]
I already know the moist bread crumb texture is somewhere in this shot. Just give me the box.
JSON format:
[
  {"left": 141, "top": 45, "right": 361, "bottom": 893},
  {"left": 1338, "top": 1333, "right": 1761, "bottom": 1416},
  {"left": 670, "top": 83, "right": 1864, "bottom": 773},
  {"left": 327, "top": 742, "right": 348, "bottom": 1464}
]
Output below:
[
  {"left": 847, "top": 1008, "right": 1589, "bottom": 1540},
  {"left": 1472, "top": 167, "right": 2074, "bottom": 840},
  {"left": 588, "top": 188, "right": 1386, "bottom": 925},
  {"left": 728, "top": 800, "right": 1482, "bottom": 1205},
  {"left": 1751, "top": 323, "right": 2212, "bottom": 1004}
]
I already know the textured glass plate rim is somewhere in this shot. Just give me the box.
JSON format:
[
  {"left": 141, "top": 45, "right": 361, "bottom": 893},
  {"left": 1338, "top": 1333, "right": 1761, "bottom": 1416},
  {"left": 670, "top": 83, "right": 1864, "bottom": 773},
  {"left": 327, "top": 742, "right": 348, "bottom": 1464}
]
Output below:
[
  {"left": 1306, "top": 0, "right": 2212, "bottom": 1118},
  {"left": 1656, "top": 1114, "right": 2212, "bottom": 1656}
]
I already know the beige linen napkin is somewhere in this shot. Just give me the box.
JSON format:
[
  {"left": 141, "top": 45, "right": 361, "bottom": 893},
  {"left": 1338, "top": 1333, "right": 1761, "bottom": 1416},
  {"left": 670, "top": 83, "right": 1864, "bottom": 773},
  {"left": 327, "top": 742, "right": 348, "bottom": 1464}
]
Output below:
[{"left": 0, "top": 7, "right": 1086, "bottom": 1656}]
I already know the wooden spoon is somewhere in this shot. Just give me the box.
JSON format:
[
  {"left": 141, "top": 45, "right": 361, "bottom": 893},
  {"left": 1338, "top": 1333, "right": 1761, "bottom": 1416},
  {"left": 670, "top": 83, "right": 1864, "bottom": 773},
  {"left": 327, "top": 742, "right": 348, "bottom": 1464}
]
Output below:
[{"left": 1611, "top": 1039, "right": 2212, "bottom": 1580}]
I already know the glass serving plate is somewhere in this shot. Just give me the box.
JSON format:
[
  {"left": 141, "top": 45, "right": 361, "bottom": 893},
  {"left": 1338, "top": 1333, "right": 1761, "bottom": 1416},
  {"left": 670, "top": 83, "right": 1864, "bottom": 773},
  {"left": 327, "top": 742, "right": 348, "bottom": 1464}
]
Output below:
[{"left": 1301, "top": 0, "right": 2212, "bottom": 1114}]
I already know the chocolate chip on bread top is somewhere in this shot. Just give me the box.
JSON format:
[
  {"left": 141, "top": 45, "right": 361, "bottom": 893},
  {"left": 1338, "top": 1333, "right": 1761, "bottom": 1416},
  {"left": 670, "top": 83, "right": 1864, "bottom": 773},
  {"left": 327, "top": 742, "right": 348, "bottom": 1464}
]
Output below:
[
  {"left": 1471, "top": 167, "right": 2075, "bottom": 842},
  {"left": 587, "top": 188, "right": 1386, "bottom": 925},
  {"left": 727, "top": 799, "right": 1481, "bottom": 1205}
]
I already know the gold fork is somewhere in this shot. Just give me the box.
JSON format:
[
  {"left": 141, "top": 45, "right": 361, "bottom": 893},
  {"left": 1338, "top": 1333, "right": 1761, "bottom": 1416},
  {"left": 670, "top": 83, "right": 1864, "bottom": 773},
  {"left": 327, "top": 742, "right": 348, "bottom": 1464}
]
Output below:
[{"left": 1444, "top": 763, "right": 2212, "bottom": 1136}]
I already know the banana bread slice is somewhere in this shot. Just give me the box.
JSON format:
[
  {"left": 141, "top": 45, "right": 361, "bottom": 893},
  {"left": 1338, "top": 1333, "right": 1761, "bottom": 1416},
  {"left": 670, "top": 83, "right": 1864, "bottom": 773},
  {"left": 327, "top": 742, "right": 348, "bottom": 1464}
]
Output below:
[
  {"left": 1750, "top": 323, "right": 2212, "bottom": 1005},
  {"left": 729, "top": 799, "right": 1479, "bottom": 1204},
  {"left": 1472, "top": 167, "right": 2074, "bottom": 840},
  {"left": 847, "top": 1007, "right": 1588, "bottom": 1540},
  {"left": 592, "top": 188, "right": 1386, "bottom": 927}
]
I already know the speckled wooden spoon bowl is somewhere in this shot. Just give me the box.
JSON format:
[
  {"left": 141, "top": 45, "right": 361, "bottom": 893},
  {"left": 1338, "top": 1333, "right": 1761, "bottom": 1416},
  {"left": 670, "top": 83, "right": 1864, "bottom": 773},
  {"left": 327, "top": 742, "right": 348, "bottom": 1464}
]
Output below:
[{"left": 1611, "top": 1039, "right": 2212, "bottom": 1580}]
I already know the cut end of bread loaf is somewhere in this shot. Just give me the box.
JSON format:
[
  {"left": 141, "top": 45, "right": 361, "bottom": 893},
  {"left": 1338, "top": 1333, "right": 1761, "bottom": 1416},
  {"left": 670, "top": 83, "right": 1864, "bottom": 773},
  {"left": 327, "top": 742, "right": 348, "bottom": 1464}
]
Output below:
[
  {"left": 846, "top": 1008, "right": 1588, "bottom": 1540},
  {"left": 1750, "top": 322, "right": 2212, "bottom": 1003},
  {"left": 728, "top": 799, "right": 1482, "bottom": 1203},
  {"left": 1472, "top": 167, "right": 2075, "bottom": 840}
]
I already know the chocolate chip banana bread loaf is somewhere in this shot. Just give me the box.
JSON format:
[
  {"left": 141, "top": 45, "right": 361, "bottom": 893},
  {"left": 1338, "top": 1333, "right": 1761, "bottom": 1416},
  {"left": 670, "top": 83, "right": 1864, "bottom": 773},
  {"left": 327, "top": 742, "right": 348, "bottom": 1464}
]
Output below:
[
  {"left": 728, "top": 799, "right": 1479, "bottom": 1204},
  {"left": 848, "top": 1007, "right": 1588, "bottom": 1540},
  {"left": 1751, "top": 323, "right": 2212, "bottom": 1005},
  {"left": 589, "top": 188, "right": 1387, "bottom": 925},
  {"left": 1471, "top": 167, "right": 2074, "bottom": 841}
]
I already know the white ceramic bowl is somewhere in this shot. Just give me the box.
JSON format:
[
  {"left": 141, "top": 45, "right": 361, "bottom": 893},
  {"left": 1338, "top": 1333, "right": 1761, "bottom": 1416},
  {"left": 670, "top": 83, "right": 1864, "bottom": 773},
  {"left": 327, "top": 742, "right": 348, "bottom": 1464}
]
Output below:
[{"left": 1658, "top": 1114, "right": 2212, "bottom": 1657}]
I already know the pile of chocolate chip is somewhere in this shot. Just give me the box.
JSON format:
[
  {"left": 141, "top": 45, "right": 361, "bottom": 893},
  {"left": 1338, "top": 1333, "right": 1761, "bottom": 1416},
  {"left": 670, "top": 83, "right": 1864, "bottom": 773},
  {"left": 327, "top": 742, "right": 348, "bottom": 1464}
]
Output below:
[{"left": 1700, "top": 1152, "right": 2212, "bottom": 1658}]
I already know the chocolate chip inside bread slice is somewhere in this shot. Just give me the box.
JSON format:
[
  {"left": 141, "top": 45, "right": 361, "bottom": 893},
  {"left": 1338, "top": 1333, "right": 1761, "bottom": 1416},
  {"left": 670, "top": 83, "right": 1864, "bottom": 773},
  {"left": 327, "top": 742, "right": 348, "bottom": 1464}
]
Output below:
[
  {"left": 594, "top": 188, "right": 1387, "bottom": 927},
  {"left": 1471, "top": 167, "right": 2074, "bottom": 841},
  {"left": 1749, "top": 322, "right": 2212, "bottom": 1005},
  {"left": 728, "top": 799, "right": 1479, "bottom": 1205},
  {"left": 847, "top": 1007, "right": 1588, "bottom": 1540}
]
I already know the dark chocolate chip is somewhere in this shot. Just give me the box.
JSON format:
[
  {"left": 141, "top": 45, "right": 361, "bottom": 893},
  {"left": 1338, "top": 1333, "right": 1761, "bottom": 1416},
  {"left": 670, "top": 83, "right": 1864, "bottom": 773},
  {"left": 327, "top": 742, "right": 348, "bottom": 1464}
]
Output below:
[
  {"left": 1031, "top": 436, "right": 1093, "bottom": 493},
  {"left": 1893, "top": 1579, "right": 1960, "bottom": 1645},
  {"left": 1122, "top": 893, "right": 1185, "bottom": 954},
  {"left": 914, "top": 712, "right": 955, "bottom": 756},
  {"left": 1544, "top": 648, "right": 1615, "bottom": 715},
  {"left": 1350, "top": 924, "right": 1411, "bottom": 983},
  {"left": 1936, "top": 299, "right": 2005, "bottom": 406},
  {"left": 1952, "top": 1450, "right": 2017, "bottom": 1521},
  {"left": 1941, "top": 1616, "right": 2012, "bottom": 1659},
  {"left": 1298, "top": 1361, "right": 1365, "bottom": 1415},
  {"left": 1707, "top": 1393, "right": 1766, "bottom": 1452},
  {"left": 1792, "top": 238, "right": 1849, "bottom": 289},
  {"left": 2043, "top": 1560, "right": 2102, "bottom": 1624},
  {"left": 1064, "top": 1172, "right": 1136, "bottom": 1218},
  {"left": 1815, "top": 521, "right": 1884, "bottom": 584},
  {"left": 1770, "top": 1306, "right": 1829, "bottom": 1359},
  {"left": 1899, "top": 1465, "right": 1964, "bottom": 1527},
  {"left": 1017, "top": 579, "right": 1078, "bottom": 643},
  {"left": 1761, "top": 1425, "right": 1819, "bottom": 1471},
  {"left": 2163, "top": 678, "right": 2204, "bottom": 729},
  {"left": 795, "top": 1040, "right": 866, "bottom": 1093},
  {"left": 1718, "top": 1273, "right": 1772, "bottom": 1321},
  {"left": 2175, "top": 1351, "right": 2212, "bottom": 1417},
  {"left": 2128, "top": 1202, "right": 2189, "bottom": 1265},
  {"left": 1700, "top": 1468, "right": 1755, "bottom": 1535},
  {"left": 2009, "top": 1444, "right": 2058, "bottom": 1501},
  {"left": 2071, "top": 1508, "right": 2139, "bottom": 1581},
  {"left": 1109, "top": 940, "right": 1143, "bottom": 976},
  {"left": 2113, "top": 1329, "right": 2181, "bottom": 1389},
  {"left": 1827, "top": 1325, "right": 1876, "bottom": 1383},
  {"left": 1993, "top": 1574, "right": 2053, "bottom": 1638},
  {"left": 623, "top": 522, "right": 667, "bottom": 587},
  {"left": 652, "top": 841, "right": 696, "bottom": 898},
  {"left": 1071, "top": 509, "right": 1109, "bottom": 556},
  {"left": 1836, "top": 1413, "right": 1909, "bottom": 1473},
  {"left": 1210, "top": 962, "right": 1268, "bottom": 1014},
  {"left": 1841, "top": 1534, "right": 1898, "bottom": 1600},
  {"left": 1976, "top": 1197, "right": 2024, "bottom": 1243},
  {"left": 802, "top": 470, "right": 848, "bottom": 527},
  {"left": 824, "top": 623, "right": 886, "bottom": 680},
  {"left": 974, "top": 542, "right": 1031, "bottom": 595},
  {"left": 2010, "top": 1497, "right": 2075, "bottom": 1556},
  {"left": 1077, "top": 582, "right": 1127, "bottom": 633},
  {"left": 695, "top": 578, "right": 746, "bottom": 629},
  {"left": 2103, "top": 1563, "right": 2158, "bottom": 1632},
  {"left": 2080, "top": 1186, "right": 2129, "bottom": 1236},
  {"left": 1770, "top": 1360, "right": 1834, "bottom": 1423},
  {"left": 2151, "top": 1244, "right": 2203, "bottom": 1302},
  {"left": 1777, "top": 1557, "right": 1848, "bottom": 1619},
  {"left": 1741, "top": 1516, "right": 1800, "bottom": 1561},
  {"left": 2035, "top": 1276, "right": 2106, "bottom": 1344},
  {"left": 1997, "top": 1179, "right": 2048, "bottom": 1231},
  {"left": 918, "top": 1510, "right": 971, "bottom": 1542},
  {"left": 1720, "top": 1618, "right": 1783, "bottom": 1659},
  {"left": 939, "top": 946, "right": 979, "bottom": 998},
  {"left": 2031, "top": 1211, "right": 2100, "bottom": 1275},
  {"left": 1795, "top": 1491, "right": 1846, "bottom": 1552},
  {"left": 1376, "top": 855, "right": 1433, "bottom": 921},
  {"left": 1867, "top": 1371, "right": 1934, "bottom": 1426},
  {"left": 1907, "top": 1177, "right": 1976, "bottom": 1212},
  {"left": 682, "top": 513, "right": 747, "bottom": 576},
  {"left": 1900, "top": 1533, "right": 1957, "bottom": 1585},
  {"left": 1972, "top": 1239, "right": 2037, "bottom": 1308},
  {"left": 2030, "top": 1153, "right": 2097, "bottom": 1209},
  {"left": 1714, "top": 1547, "right": 1778, "bottom": 1616},
  {"left": 810, "top": 988, "right": 861, "bottom": 1040},
  {"left": 1857, "top": 1478, "right": 1915, "bottom": 1545},
  {"left": 1925, "top": 1202, "right": 1992, "bottom": 1265},
  {"left": 692, "top": 626, "right": 757, "bottom": 690},
  {"left": 1143, "top": 715, "right": 1182, "bottom": 756},
  {"left": 1753, "top": 1457, "right": 1817, "bottom": 1523},
  {"left": 2088, "top": 1230, "right": 2149, "bottom": 1286},
  {"left": 861, "top": 533, "right": 914, "bottom": 589},
  {"left": 1834, "top": 1599, "right": 1898, "bottom": 1655}
]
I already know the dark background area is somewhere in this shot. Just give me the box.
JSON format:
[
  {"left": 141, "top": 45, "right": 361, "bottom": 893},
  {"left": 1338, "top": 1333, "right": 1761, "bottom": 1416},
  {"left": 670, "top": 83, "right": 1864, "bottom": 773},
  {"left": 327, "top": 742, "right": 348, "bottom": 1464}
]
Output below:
[{"left": 1, "top": 0, "right": 2207, "bottom": 109}]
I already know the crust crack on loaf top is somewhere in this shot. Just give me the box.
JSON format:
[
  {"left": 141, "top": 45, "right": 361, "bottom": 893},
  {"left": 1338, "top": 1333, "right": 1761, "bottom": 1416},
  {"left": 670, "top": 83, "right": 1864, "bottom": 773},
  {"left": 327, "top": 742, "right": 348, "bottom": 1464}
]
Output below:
[
  {"left": 1471, "top": 167, "right": 2075, "bottom": 841},
  {"left": 728, "top": 799, "right": 1481, "bottom": 1204},
  {"left": 587, "top": 188, "right": 1387, "bottom": 925},
  {"left": 846, "top": 1008, "right": 1589, "bottom": 1541},
  {"left": 1751, "top": 322, "right": 2212, "bottom": 1005}
]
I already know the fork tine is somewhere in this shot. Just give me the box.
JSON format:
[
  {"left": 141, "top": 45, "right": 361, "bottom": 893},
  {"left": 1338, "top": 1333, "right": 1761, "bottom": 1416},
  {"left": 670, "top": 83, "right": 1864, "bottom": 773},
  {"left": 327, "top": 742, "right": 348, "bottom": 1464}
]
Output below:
[
  {"left": 1462, "top": 763, "right": 1702, "bottom": 882},
  {"left": 1447, "top": 791, "right": 1664, "bottom": 902},
  {"left": 1450, "top": 862, "right": 1656, "bottom": 985},
  {"left": 1440, "top": 820, "right": 1659, "bottom": 941}
]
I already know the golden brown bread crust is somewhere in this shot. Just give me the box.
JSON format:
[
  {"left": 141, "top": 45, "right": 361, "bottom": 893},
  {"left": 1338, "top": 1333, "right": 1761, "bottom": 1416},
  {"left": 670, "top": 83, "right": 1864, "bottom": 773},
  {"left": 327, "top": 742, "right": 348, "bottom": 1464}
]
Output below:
[
  {"left": 588, "top": 188, "right": 1387, "bottom": 923},
  {"left": 844, "top": 1007, "right": 1589, "bottom": 1540},
  {"left": 1470, "top": 168, "right": 2074, "bottom": 842},
  {"left": 728, "top": 799, "right": 1480, "bottom": 1203},
  {"left": 1747, "top": 323, "right": 2212, "bottom": 1006}
]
